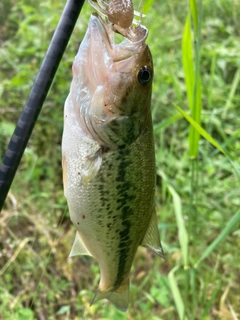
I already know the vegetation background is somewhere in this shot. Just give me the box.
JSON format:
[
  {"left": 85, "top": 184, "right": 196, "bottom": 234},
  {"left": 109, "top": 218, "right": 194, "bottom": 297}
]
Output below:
[{"left": 0, "top": 0, "right": 240, "bottom": 319}]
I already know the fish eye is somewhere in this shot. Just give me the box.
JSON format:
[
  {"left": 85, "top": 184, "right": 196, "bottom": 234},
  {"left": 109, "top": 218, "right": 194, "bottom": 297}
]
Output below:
[{"left": 137, "top": 66, "right": 152, "bottom": 86}]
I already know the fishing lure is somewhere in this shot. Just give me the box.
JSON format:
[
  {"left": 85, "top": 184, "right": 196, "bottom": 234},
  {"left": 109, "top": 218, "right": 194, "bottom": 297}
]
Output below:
[{"left": 88, "top": 0, "right": 136, "bottom": 28}]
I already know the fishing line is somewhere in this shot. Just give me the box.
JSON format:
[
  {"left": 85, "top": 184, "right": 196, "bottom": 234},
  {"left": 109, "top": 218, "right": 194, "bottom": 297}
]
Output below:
[{"left": 0, "top": 0, "right": 85, "bottom": 211}]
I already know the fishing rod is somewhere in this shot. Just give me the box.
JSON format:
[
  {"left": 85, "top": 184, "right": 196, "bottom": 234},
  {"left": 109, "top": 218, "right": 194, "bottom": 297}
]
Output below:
[{"left": 0, "top": 0, "right": 85, "bottom": 211}]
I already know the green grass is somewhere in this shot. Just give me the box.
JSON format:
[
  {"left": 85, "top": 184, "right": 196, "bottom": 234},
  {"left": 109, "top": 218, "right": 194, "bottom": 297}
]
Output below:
[{"left": 1, "top": 0, "right": 240, "bottom": 319}]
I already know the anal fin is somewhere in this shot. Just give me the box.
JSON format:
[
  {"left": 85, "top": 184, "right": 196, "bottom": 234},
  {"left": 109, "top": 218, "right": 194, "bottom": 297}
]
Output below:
[
  {"left": 141, "top": 210, "right": 165, "bottom": 259},
  {"left": 69, "top": 232, "right": 92, "bottom": 257}
]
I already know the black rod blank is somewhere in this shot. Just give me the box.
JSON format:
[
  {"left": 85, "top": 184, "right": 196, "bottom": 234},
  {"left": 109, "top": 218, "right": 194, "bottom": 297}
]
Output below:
[{"left": 0, "top": 0, "right": 85, "bottom": 211}]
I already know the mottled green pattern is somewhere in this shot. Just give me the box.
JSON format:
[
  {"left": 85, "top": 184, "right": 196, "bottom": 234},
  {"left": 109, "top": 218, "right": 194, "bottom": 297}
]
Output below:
[{"left": 66, "top": 111, "right": 155, "bottom": 292}]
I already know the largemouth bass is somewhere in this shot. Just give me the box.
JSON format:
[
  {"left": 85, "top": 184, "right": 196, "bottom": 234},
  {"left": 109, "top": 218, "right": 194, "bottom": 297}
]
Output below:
[{"left": 62, "top": 12, "right": 164, "bottom": 311}]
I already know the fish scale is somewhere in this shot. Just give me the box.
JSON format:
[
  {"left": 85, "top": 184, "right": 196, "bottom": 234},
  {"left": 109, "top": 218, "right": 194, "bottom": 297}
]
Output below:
[{"left": 62, "top": 13, "right": 164, "bottom": 311}]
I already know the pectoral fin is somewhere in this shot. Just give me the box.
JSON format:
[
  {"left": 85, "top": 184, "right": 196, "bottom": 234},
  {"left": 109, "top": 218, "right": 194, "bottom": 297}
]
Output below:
[
  {"left": 69, "top": 232, "right": 92, "bottom": 257},
  {"left": 141, "top": 210, "right": 165, "bottom": 259},
  {"left": 81, "top": 148, "right": 102, "bottom": 184}
]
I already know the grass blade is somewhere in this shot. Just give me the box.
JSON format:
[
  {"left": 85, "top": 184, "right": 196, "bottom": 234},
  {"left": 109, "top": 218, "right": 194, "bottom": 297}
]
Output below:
[
  {"left": 189, "top": 77, "right": 202, "bottom": 158},
  {"left": 168, "top": 266, "right": 186, "bottom": 320},
  {"left": 196, "top": 208, "right": 240, "bottom": 267},
  {"left": 159, "top": 170, "right": 189, "bottom": 267},
  {"left": 172, "top": 103, "right": 240, "bottom": 180},
  {"left": 143, "top": 0, "right": 155, "bottom": 13},
  {"left": 182, "top": 13, "right": 194, "bottom": 110},
  {"left": 153, "top": 113, "right": 182, "bottom": 133},
  {"left": 189, "top": 0, "right": 198, "bottom": 34},
  {"left": 0, "top": 237, "right": 32, "bottom": 276},
  {"left": 172, "top": 103, "right": 224, "bottom": 154},
  {"left": 223, "top": 67, "right": 240, "bottom": 117},
  {"left": 182, "top": 1, "right": 202, "bottom": 158}
]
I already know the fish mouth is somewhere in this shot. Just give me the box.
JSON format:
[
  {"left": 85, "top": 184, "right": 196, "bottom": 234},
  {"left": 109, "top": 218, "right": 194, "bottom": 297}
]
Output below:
[
  {"left": 86, "top": 13, "right": 149, "bottom": 88},
  {"left": 90, "top": 13, "right": 148, "bottom": 63}
]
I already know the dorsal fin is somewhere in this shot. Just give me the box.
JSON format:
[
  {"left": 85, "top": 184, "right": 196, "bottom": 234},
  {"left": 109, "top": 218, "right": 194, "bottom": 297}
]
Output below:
[
  {"left": 141, "top": 210, "right": 165, "bottom": 259},
  {"left": 69, "top": 232, "right": 92, "bottom": 257}
]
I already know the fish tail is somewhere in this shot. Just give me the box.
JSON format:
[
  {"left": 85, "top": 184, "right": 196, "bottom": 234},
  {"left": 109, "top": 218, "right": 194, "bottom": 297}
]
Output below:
[{"left": 90, "top": 279, "right": 129, "bottom": 312}]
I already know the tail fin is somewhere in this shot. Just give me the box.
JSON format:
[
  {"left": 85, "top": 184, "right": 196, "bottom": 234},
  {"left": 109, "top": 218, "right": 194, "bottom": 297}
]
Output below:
[{"left": 90, "top": 279, "right": 129, "bottom": 312}]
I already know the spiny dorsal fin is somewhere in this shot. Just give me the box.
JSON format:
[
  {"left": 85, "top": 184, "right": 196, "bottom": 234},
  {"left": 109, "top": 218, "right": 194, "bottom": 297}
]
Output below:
[
  {"left": 69, "top": 232, "right": 92, "bottom": 257},
  {"left": 141, "top": 210, "right": 165, "bottom": 259}
]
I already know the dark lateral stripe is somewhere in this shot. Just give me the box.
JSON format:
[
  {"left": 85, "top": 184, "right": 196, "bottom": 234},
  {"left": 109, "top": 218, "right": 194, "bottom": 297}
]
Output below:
[
  {"left": 114, "top": 219, "right": 131, "bottom": 289},
  {"left": 113, "top": 147, "right": 135, "bottom": 289}
]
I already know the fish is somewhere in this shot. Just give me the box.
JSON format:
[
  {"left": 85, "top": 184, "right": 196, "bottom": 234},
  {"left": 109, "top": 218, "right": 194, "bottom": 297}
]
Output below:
[{"left": 62, "top": 12, "right": 164, "bottom": 311}]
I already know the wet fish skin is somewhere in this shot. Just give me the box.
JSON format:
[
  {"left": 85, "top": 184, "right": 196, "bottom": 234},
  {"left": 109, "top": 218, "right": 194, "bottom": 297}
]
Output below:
[{"left": 62, "top": 13, "right": 163, "bottom": 311}]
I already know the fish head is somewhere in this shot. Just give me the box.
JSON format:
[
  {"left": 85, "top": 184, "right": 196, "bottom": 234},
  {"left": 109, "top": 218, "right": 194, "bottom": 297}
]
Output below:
[{"left": 71, "top": 13, "right": 153, "bottom": 148}]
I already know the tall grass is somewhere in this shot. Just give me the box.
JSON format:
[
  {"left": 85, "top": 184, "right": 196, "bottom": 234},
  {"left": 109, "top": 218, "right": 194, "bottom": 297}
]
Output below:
[{"left": 164, "top": 0, "right": 240, "bottom": 318}]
